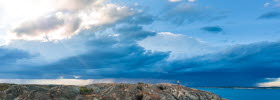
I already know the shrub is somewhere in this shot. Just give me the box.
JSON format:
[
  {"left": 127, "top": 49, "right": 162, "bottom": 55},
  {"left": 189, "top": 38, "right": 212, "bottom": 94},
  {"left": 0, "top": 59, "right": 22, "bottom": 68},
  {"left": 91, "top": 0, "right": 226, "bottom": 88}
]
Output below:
[
  {"left": 0, "top": 84, "right": 10, "bottom": 91},
  {"left": 136, "top": 93, "right": 144, "bottom": 100},
  {"left": 80, "top": 87, "right": 93, "bottom": 94},
  {"left": 137, "top": 82, "right": 144, "bottom": 85},
  {"left": 136, "top": 85, "right": 143, "bottom": 91}
]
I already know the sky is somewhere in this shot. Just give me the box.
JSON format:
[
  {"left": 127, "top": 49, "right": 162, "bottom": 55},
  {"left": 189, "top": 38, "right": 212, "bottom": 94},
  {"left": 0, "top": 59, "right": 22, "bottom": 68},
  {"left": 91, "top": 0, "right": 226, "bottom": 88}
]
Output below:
[{"left": 0, "top": 0, "right": 280, "bottom": 87}]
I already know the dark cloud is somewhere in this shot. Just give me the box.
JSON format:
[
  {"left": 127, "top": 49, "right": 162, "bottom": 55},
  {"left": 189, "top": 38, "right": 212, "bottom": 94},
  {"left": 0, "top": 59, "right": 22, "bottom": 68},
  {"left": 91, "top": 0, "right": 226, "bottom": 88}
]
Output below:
[
  {"left": 0, "top": 47, "right": 33, "bottom": 67},
  {"left": 169, "top": 41, "right": 280, "bottom": 72},
  {"left": 158, "top": 41, "right": 280, "bottom": 86},
  {"left": 3, "top": 38, "right": 280, "bottom": 87},
  {"left": 258, "top": 11, "right": 280, "bottom": 19},
  {"left": 46, "top": 42, "right": 168, "bottom": 70},
  {"left": 201, "top": 26, "right": 223, "bottom": 33},
  {"left": 7, "top": 14, "right": 168, "bottom": 79},
  {"left": 115, "top": 25, "right": 156, "bottom": 42}
]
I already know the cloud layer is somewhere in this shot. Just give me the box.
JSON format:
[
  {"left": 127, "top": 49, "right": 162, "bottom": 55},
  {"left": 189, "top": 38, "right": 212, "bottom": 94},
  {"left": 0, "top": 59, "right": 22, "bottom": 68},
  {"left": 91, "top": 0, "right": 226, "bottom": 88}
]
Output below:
[
  {"left": 9, "top": 0, "right": 134, "bottom": 41},
  {"left": 0, "top": 0, "right": 280, "bottom": 87},
  {"left": 0, "top": 47, "right": 32, "bottom": 67}
]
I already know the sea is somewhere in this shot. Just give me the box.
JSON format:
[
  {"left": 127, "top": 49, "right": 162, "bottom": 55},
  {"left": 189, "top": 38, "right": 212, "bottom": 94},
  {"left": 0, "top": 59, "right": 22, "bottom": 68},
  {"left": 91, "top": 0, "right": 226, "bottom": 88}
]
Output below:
[{"left": 195, "top": 88, "right": 280, "bottom": 100}]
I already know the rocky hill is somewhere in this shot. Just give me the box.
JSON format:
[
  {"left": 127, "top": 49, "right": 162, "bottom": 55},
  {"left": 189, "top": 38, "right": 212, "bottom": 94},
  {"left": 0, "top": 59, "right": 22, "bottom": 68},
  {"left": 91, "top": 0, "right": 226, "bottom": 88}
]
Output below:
[{"left": 0, "top": 83, "right": 224, "bottom": 100}]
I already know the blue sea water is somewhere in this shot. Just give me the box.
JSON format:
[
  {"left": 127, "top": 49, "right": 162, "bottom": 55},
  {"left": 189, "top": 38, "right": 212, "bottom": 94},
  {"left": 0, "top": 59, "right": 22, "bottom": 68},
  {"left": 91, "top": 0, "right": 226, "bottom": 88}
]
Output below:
[{"left": 196, "top": 88, "right": 280, "bottom": 100}]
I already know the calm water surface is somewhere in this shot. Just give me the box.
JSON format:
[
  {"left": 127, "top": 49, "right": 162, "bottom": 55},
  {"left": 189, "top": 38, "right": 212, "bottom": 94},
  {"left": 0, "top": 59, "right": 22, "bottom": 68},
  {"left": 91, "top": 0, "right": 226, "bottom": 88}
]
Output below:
[{"left": 196, "top": 88, "right": 280, "bottom": 100}]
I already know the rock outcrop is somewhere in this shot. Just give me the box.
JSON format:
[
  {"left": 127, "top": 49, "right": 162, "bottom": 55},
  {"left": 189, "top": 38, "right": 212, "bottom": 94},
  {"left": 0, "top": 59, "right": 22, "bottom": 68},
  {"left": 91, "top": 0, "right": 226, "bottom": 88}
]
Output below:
[{"left": 0, "top": 83, "right": 223, "bottom": 100}]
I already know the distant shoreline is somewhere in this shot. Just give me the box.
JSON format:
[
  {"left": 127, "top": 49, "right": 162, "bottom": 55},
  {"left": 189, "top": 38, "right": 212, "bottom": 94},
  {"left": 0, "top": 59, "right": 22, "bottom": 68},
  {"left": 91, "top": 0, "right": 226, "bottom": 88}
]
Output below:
[
  {"left": 192, "top": 87, "right": 280, "bottom": 89},
  {"left": 1, "top": 83, "right": 280, "bottom": 89}
]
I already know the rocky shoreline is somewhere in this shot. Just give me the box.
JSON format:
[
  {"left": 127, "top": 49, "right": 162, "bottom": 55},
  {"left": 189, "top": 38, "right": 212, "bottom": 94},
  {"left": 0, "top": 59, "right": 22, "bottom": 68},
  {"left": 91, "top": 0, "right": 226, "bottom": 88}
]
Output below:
[{"left": 0, "top": 83, "right": 225, "bottom": 100}]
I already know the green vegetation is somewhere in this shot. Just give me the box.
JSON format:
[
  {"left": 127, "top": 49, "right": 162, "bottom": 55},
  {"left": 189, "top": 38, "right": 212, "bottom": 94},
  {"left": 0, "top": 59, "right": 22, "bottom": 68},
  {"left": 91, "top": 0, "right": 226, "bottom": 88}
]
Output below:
[
  {"left": 80, "top": 87, "right": 93, "bottom": 94},
  {"left": 117, "top": 84, "right": 129, "bottom": 88},
  {"left": 136, "top": 85, "right": 143, "bottom": 90},
  {"left": 136, "top": 93, "right": 144, "bottom": 100},
  {"left": 137, "top": 82, "right": 144, "bottom": 85},
  {"left": 0, "top": 84, "right": 10, "bottom": 91}
]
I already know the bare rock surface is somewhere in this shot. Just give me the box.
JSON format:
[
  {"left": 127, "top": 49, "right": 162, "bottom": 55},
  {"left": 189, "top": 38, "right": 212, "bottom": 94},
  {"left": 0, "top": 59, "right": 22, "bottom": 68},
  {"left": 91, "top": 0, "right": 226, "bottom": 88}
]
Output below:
[{"left": 0, "top": 83, "right": 224, "bottom": 100}]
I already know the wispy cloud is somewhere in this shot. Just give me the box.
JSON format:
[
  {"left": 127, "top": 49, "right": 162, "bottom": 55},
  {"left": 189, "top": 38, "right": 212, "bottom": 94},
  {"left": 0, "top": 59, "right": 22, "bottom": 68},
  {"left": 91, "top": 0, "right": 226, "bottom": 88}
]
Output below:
[
  {"left": 139, "top": 32, "right": 215, "bottom": 60},
  {"left": 263, "top": 0, "right": 280, "bottom": 7},
  {"left": 258, "top": 12, "right": 280, "bottom": 19},
  {"left": 161, "top": 2, "right": 226, "bottom": 25}
]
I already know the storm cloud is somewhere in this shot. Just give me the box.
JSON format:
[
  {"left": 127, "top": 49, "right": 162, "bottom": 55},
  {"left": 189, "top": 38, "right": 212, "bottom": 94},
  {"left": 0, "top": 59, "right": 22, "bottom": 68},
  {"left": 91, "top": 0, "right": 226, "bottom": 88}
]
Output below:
[
  {"left": 0, "top": 47, "right": 33, "bottom": 69},
  {"left": 0, "top": 0, "right": 280, "bottom": 87}
]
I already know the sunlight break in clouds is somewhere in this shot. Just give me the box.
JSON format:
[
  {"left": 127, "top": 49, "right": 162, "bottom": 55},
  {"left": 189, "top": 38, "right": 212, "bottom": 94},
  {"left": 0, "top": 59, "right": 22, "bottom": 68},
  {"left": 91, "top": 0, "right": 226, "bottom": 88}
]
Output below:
[
  {"left": 2, "top": 0, "right": 134, "bottom": 42},
  {"left": 0, "top": 79, "right": 173, "bottom": 85},
  {"left": 258, "top": 78, "right": 280, "bottom": 87},
  {"left": 0, "top": 79, "right": 115, "bottom": 85}
]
